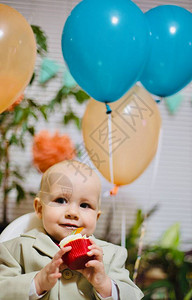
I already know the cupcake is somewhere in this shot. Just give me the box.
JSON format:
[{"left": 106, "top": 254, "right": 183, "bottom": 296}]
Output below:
[{"left": 59, "top": 231, "right": 94, "bottom": 270}]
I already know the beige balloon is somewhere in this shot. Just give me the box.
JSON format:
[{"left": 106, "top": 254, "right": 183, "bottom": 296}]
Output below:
[
  {"left": 82, "top": 85, "right": 161, "bottom": 185},
  {"left": 0, "top": 4, "right": 36, "bottom": 113}
]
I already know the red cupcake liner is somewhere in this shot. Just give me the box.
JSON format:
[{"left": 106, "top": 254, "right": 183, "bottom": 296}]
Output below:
[{"left": 62, "top": 238, "right": 94, "bottom": 270}]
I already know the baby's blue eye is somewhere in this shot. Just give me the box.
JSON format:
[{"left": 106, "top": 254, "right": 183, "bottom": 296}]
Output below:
[
  {"left": 80, "top": 203, "right": 90, "bottom": 209},
  {"left": 54, "top": 197, "right": 67, "bottom": 204}
]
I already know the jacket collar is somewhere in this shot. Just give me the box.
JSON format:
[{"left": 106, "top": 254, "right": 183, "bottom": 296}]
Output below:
[{"left": 21, "top": 227, "right": 59, "bottom": 258}]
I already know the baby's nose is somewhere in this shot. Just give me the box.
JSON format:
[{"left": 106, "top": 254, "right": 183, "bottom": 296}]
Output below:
[{"left": 65, "top": 205, "right": 79, "bottom": 220}]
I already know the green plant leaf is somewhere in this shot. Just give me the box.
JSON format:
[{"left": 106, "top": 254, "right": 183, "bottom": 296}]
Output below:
[
  {"left": 22, "top": 121, "right": 28, "bottom": 133},
  {"left": 170, "top": 248, "right": 184, "bottom": 266},
  {"left": 143, "top": 279, "right": 175, "bottom": 295},
  {"left": 52, "top": 86, "right": 69, "bottom": 105},
  {"left": 178, "top": 263, "right": 190, "bottom": 295},
  {"left": 19, "top": 137, "right": 25, "bottom": 149},
  {"left": 71, "top": 90, "right": 90, "bottom": 104},
  {"left": 126, "top": 205, "right": 158, "bottom": 250},
  {"left": 184, "top": 288, "right": 192, "bottom": 300},
  {"left": 27, "top": 126, "right": 35, "bottom": 136},
  {"left": 39, "top": 105, "right": 48, "bottom": 120},
  {"left": 31, "top": 25, "right": 47, "bottom": 55},
  {"left": 15, "top": 183, "right": 26, "bottom": 203},
  {"left": 0, "top": 111, "right": 8, "bottom": 125},
  {"left": 9, "top": 134, "right": 19, "bottom": 145},
  {"left": 29, "top": 72, "right": 35, "bottom": 85},
  {"left": 12, "top": 170, "right": 24, "bottom": 180},
  {"left": 74, "top": 117, "right": 81, "bottom": 129},
  {"left": 27, "top": 99, "right": 38, "bottom": 108},
  {"left": 63, "top": 111, "right": 81, "bottom": 129},
  {"left": 5, "top": 187, "right": 12, "bottom": 196},
  {"left": 29, "top": 191, "right": 36, "bottom": 197},
  {"left": 126, "top": 209, "right": 144, "bottom": 248},
  {"left": 159, "top": 223, "right": 180, "bottom": 249},
  {"left": 30, "top": 111, "right": 38, "bottom": 121},
  {"left": 13, "top": 107, "right": 25, "bottom": 124}
]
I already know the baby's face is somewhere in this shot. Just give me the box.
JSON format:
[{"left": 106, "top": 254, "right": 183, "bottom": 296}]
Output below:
[{"left": 36, "top": 162, "right": 101, "bottom": 242}]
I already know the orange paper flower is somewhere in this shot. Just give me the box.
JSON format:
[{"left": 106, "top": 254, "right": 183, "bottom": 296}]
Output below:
[
  {"left": 6, "top": 94, "right": 24, "bottom": 111},
  {"left": 32, "top": 130, "right": 76, "bottom": 173}
]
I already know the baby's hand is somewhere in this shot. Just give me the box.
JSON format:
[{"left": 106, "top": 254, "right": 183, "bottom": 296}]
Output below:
[
  {"left": 34, "top": 246, "right": 71, "bottom": 295},
  {"left": 78, "top": 239, "right": 112, "bottom": 298}
]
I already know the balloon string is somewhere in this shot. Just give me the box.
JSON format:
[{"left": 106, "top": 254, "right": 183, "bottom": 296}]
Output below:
[
  {"left": 106, "top": 103, "right": 120, "bottom": 243},
  {"left": 105, "top": 103, "right": 114, "bottom": 185},
  {"left": 121, "top": 210, "right": 126, "bottom": 248},
  {"left": 105, "top": 103, "right": 127, "bottom": 247},
  {"left": 133, "top": 127, "right": 163, "bottom": 283},
  {"left": 105, "top": 103, "right": 126, "bottom": 248}
]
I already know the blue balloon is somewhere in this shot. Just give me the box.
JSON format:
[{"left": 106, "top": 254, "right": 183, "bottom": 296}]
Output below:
[
  {"left": 61, "top": 0, "right": 149, "bottom": 102},
  {"left": 140, "top": 5, "right": 192, "bottom": 97}
]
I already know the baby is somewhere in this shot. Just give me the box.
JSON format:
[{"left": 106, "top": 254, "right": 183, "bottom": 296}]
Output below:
[{"left": 0, "top": 160, "right": 143, "bottom": 299}]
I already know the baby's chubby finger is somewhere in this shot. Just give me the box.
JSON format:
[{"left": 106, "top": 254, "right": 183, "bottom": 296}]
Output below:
[
  {"left": 85, "top": 259, "right": 101, "bottom": 269},
  {"left": 50, "top": 246, "right": 72, "bottom": 273},
  {"left": 88, "top": 238, "right": 102, "bottom": 251},
  {"left": 86, "top": 238, "right": 99, "bottom": 250},
  {"left": 87, "top": 248, "right": 103, "bottom": 261},
  {"left": 88, "top": 244, "right": 103, "bottom": 252},
  {"left": 54, "top": 246, "right": 72, "bottom": 260},
  {"left": 87, "top": 242, "right": 103, "bottom": 261},
  {"left": 61, "top": 245, "right": 72, "bottom": 254},
  {"left": 88, "top": 238, "right": 96, "bottom": 246}
]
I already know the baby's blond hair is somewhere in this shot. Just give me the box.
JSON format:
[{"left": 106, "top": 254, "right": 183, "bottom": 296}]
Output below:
[{"left": 38, "top": 160, "right": 101, "bottom": 209}]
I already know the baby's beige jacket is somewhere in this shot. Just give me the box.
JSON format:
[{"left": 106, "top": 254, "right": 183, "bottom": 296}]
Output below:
[{"left": 0, "top": 227, "right": 143, "bottom": 300}]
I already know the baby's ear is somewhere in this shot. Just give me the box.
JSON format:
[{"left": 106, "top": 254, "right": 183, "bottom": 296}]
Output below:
[
  {"left": 97, "top": 210, "right": 101, "bottom": 220},
  {"left": 34, "top": 197, "right": 43, "bottom": 219}
]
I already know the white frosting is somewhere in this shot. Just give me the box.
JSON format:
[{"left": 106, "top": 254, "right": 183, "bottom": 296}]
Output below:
[{"left": 59, "top": 233, "right": 87, "bottom": 248}]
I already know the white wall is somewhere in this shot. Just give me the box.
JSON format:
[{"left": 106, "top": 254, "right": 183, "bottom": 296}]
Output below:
[{"left": 0, "top": 0, "right": 192, "bottom": 250}]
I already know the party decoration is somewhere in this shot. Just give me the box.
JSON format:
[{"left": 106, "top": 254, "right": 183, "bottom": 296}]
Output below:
[
  {"left": 165, "top": 93, "right": 184, "bottom": 114},
  {"left": 0, "top": 4, "right": 36, "bottom": 113},
  {"left": 62, "top": 69, "right": 77, "bottom": 88},
  {"left": 140, "top": 5, "right": 192, "bottom": 97},
  {"left": 39, "top": 58, "right": 60, "bottom": 84},
  {"left": 6, "top": 93, "right": 24, "bottom": 112},
  {"left": 32, "top": 130, "right": 76, "bottom": 173},
  {"left": 82, "top": 85, "right": 161, "bottom": 185},
  {"left": 62, "top": 0, "right": 149, "bottom": 102}
]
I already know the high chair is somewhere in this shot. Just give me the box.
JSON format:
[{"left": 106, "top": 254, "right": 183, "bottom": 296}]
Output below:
[{"left": 0, "top": 212, "right": 42, "bottom": 242}]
